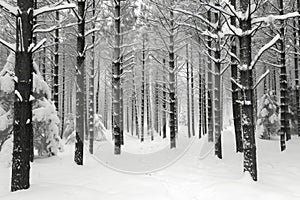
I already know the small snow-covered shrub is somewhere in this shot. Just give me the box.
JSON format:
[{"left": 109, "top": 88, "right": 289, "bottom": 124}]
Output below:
[{"left": 257, "top": 91, "right": 280, "bottom": 139}]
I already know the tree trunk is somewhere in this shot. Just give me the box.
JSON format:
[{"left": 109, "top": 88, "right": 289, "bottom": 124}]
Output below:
[
  {"left": 214, "top": 8, "right": 222, "bottom": 159},
  {"left": 297, "top": 0, "right": 300, "bottom": 137},
  {"left": 141, "top": 37, "right": 146, "bottom": 142},
  {"left": 89, "top": 0, "right": 96, "bottom": 154},
  {"left": 162, "top": 58, "right": 167, "bottom": 138},
  {"left": 169, "top": 7, "right": 176, "bottom": 148},
  {"left": 75, "top": 0, "right": 85, "bottom": 164},
  {"left": 239, "top": 0, "right": 257, "bottom": 181},
  {"left": 190, "top": 45, "right": 195, "bottom": 137},
  {"left": 198, "top": 52, "right": 202, "bottom": 138},
  {"left": 230, "top": 0, "right": 243, "bottom": 153},
  {"left": 186, "top": 44, "right": 191, "bottom": 138},
  {"left": 279, "top": 0, "right": 288, "bottom": 149},
  {"left": 54, "top": 10, "right": 59, "bottom": 112},
  {"left": 11, "top": 0, "right": 34, "bottom": 192},
  {"left": 112, "top": 0, "right": 122, "bottom": 154},
  {"left": 207, "top": 10, "right": 214, "bottom": 142},
  {"left": 61, "top": 50, "right": 65, "bottom": 138}
]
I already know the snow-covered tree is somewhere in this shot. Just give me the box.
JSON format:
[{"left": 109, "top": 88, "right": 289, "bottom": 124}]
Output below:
[
  {"left": 0, "top": 53, "right": 64, "bottom": 166},
  {"left": 257, "top": 91, "right": 280, "bottom": 140}
]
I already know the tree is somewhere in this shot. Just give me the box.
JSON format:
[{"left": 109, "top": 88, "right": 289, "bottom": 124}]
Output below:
[{"left": 257, "top": 91, "right": 280, "bottom": 139}]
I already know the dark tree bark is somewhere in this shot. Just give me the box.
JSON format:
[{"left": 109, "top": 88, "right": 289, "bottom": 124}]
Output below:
[
  {"left": 169, "top": 6, "right": 176, "bottom": 148},
  {"left": 112, "top": 0, "right": 122, "bottom": 154},
  {"left": 162, "top": 58, "right": 167, "bottom": 138},
  {"left": 75, "top": 0, "right": 86, "bottom": 164},
  {"left": 230, "top": 0, "right": 243, "bottom": 153},
  {"left": 141, "top": 36, "right": 146, "bottom": 142},
  {"left": 239, "top": 0, "right": 257, "bottom": 181},
  {"left": 61, "top": 50, "right": 65, "bottom": 138},
  {"left": 11, "top": 0, "right": 34, "bottom": 192},
  {"left": 207, "top": 10, "right": 214, "bottom": 142},
  {"left": 279, "top": 0, "right": 289, "bottom": 149},
  {"left": 53, "top": 10, "right": 59, "bottom": 112},
  {"left": 214, "top": 8, "right": 222, "bottom": 159}
]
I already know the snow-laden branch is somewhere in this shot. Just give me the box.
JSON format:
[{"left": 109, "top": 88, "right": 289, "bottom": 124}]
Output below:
[
  {"left": 252, "top": 12, "right": 300, "bottom": 24},
  {"left": 250, "top": 34, "right": 280, "bottom": 69},
  {"left": 84, "top": 28, "right": 100, "bottom": 38},
  {"left": 34, "top": 3, "right": 76, "bottom": 17},
  {"left": 0, "top": 0, "right": 18, "bottom": 16},
  {"left": 34, "top": 26, "right": 57, "bottom": 34},
  {"left": 0, "top": 38, "right": 16, "bottom": 52},
  {"left": 253, "top": 69, "right": 269, "bottom": 89},
  {"left": 231, "top": 78, "right": 244, "bottom": 89},
  {"left": 174, "top": 8, "right": 218, "bottom": 30},
  {"left": 30, "top": 38, "right": 47, "bottom": 53}
]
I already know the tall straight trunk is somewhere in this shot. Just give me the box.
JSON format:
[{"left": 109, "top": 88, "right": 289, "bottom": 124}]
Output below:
[
  {"left": 294, "top": 18, "right": 300, "bottom": 137},
  {"left": 75, "top": 0, "right": 85, "bottom": 165},
  {"left": 230, "top": 0, "right": 243, "bottom": 153},
  {"left": 131, "top": 94, "right": 135, "bottom": 136},
  {"left": 141, "top": 38, "right": 146, "bottom": 142},
  {"left": 198, "top": 52, "right": 202, "bottom": 138},
  {"left": 132, "top": 66, "right": 139, "bottom": 137},
  {"left": 42, "top": 46, "right": 46, "bottom": 80},
  {"left": 239, "top": 0, "right": 257, "bottom": 181},
  {"left": 126, "top": 105, "right": 129, "bottom": 133},
  {"left": 207, "top": 10, "right": 214, "bottom": 142},
  {"left": 214, "top": 8, "right": 222, "bottom": 159},
  {"left": 11, "top": 0, "right": 34, "bottom": 192},
  {"left": 89, "top": 0, "right": 96, "bottom": 154},
  {"left": 203, "top": 56, "right": 208, "bottom": 135},
  {"left": 169, "top": 6, "right": 176, "bottom": 148},
  {"left": 279, "top": 0, "right": 288, "bottom": 150},
  {"left": 162, "top": 58, "right": 167, "bottom": 138},
  {"left": 190, "top": 45, "right": 195, "bottom": 137},
  {"left": 54, "top": 11, "right": 59, "bottom": 112},
  {"left": 155, "top": 72, "right": 159, "bottom": 133},
  {"left": 104, "top": 70, "right": 108, "bottom": 128},
  {"left": 112, "top": 0, "right": 122, "bottom": 154},
  {"left": 61, "top": 50, "right": 65, "bottom": 138},
  {"left": 186, "top": 44, "right": 191, "bottom": 137},
  {"left": 120, "top": 88, "right": 124, "bottom": 145},
  {"left": 96, "top": 60, "right": 100, "bottom": 114},
  {"left": 297, "top": 0, "right": 300, "bottom": 137}
]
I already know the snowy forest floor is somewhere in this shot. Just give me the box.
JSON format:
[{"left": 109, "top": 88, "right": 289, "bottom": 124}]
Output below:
[{"left": 0, "top": 126, "right": 300, "bottom": 200}]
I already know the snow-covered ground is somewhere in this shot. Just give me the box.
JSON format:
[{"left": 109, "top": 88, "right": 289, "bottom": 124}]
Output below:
[{"left": 1, "top": 126, "right": 300, "bottom": 200}]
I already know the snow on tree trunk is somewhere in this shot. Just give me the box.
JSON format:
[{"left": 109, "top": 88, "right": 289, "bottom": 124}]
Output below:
[
  {"left": 198, "top": 52, "right": 203, "bottom": 138},
  {"left": 169, "top": 7, "right": 176, "bottom": 149},
  {"left": 214, "top": 8, "right": 222, "bottom": 159},
  {"left": 141, "top": 37, "right": 145, "bottom": 142},
  {"left": 11, "top": 0, "right": 34, "bottom": 192},
  {"left": 239, "top": 0, "right": 257, "bottom": 181},
  {"left": 112, "top": 0, "right": 122, "bottom": 154},
  {"left": 53, "top": 10, "right": 59, "bottom": 113},
  {"left": 230, "top": 0, "right": 243, "bottom": 153},
  {"left": 61, "top": 51, "right": 66, "bottom": 138},
  {"left": 162, "top": 58, "right": 167, "bottom": 139},
  {"left": 279, "top": 0, "right": 288, "bottom": 151},
  {"left": 207, "top": 10, "right": 214, "bottom": 142},
  {"left": 75, "top": 0, "right": 85, "bottom": 164},
  {"left": 88, "top": 0, "right": 95, "bottom": 154}
]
